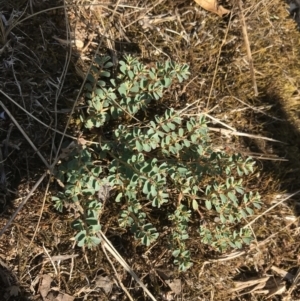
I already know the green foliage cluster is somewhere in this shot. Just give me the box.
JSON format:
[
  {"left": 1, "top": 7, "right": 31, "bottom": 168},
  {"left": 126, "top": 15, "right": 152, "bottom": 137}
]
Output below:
[
  {"left": 82, "top": 54, "right": 189, "bottom": 128},
  {"left": 53, "top": 54, "right": 261, "bottom": 271}
]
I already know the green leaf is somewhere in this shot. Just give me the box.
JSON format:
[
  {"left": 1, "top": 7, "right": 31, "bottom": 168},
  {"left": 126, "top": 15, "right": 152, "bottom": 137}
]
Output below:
[
  {"left": 178, "top": 128, "right": 184, "bottom": 137},
  {"left": 253, "top": 202, "right": 261, "bottom": 209},
  {"left": 90, "top": 224, "right": 101, "bottom": 232},
  {"left": 118, "top": 83, "right": 127, "bottom": 96},
  {"left": 142, "top": 181, "right": 151, "bottom": 194},
  {"left": 115, "top": 192, "right": 123, "bottom": 203},
  {"left": 86, "top": 74, "right": 95, "bottom": 85},
  {"left": 75, "top": 230, "right": 86, "bottom": 246},
  {"left": 205, "top": 200, "right": 212, "bottom": 210},
  {"left": 183, "top": 139, "right": 190, "bottom": 148},
  {"left": 151, "top": 185, "right": 157, "bottom": 197},
  {"left": 90, "top": 236, "right": 101, "bottom": 245},
  {"left": 136, "top": 140, "right": 143, "bottom": 152},
  {"left": 127, "top": 70, "right": 134, "bottom": 80},
  {"left": 220, "top": 214, "right": 226, "bottom": 224},
  {"left": 228, "top": 191, "right": 238, "bottom": 204},
  {"left": 181, "top": 233, "right": 189, "bottom": 240},
  {"left": 167, "top": 122, "right": 175, "bottom": 130},
  {"left": 130, "top": 83, "right": 139, "bottom": 93},
  {"left": 242, "top": 236, "right": 252, "bottom": 245},
  {"left": 245, "top": 207, "right": 254, "bottom": 215},
  {"left": 142, "top": 142, "right": 151, "bottom": 152},
  {"left": 172, "top": 249, "right": 180, "bottom": 257},
  {"left": 192, "top": 199, "right": 198, "bottom": 210},
  {"left": 100, "top": 70, "right": 110, "bottom": 77},
  {"left": 149, "top": 69, "right": 156, "bottom": 80},
  {"left": 162, "top": 124, "right": 170, "bottom": 132},
  {"left": 235, "top": 186, "right": 244, "bottom": 194},
  {"left": 239, "top": 209, "right": 248, "bottom": 218},
  {"left": 235, "top": 241, "right": 242, "bottom": 248},
  {"left": 229, "top": 214, "right": 235, "bottom": 223},
  {"left": 220, "top": 194, "right": 227, "bottom": 204},
  {"left": 104, "top": 61, "right": 114, "bottom": 68},
  {"left": 86, "top": 217, "right": 98, "bottom": 226},
  {"left": 186, "top": 121, "right": 193, "bottom": 132}
]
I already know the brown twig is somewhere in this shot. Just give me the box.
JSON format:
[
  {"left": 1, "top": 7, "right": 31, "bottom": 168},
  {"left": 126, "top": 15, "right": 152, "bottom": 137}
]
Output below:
[{"left": 238, "top": 0, "right": 258, "bottom": 96}]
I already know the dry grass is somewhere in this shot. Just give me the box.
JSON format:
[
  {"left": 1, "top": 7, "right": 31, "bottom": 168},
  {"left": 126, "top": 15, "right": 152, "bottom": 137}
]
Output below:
[{"left": 0, "top": 0, "right": 300, "bottom": 300}]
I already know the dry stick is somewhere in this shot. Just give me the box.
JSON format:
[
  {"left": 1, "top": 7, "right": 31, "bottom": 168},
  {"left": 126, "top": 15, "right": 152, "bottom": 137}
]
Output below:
[
  {"left": 208, "top": 126, "right": 285, "bottom": 143},
  {"left": 0, "top": 171, "right": 48, "bottom": 238},
  {"left": 0, "top": 101, "right": 49, "bottom": 169},
  {"left": 231, "top": 96, "right": 285, "bottom": 121},
  {"left": 26, "top": 178, "right": 51, "bottom": 253},
  {"left": 98, "top": 230, "right": 158, "bottom": 301},
  {"left": 42, "top": 242, "right": 58, "bottom": 275},
  {"left": 101, "top": 244, "right": 135, "bottom": 301},
  {"left": 238, "top": 0, "right": 258, "bottom": 96},
  {"left": 207, "top": 126, "right": 287, "bottom": 161},
  {"left": 142, "top": 33, "right": 171, "bottom": 59},
  {"left": 205, "top": 11, "right": 232, "bottom": 109},
  {"left": 203, "top": 113, "right": 236, "bottom": 131}
]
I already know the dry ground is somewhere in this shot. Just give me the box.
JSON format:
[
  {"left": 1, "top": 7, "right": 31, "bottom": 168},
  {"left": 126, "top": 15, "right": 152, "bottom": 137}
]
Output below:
[{"left": 1, "top": 0, "right": 300, "bottom": 300}]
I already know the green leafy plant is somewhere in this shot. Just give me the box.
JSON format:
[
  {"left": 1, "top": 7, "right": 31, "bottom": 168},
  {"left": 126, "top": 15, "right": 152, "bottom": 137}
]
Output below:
[
  {"left": 53, "top": 54, "right": 261, "bottom": 271},
  {"left": 81, "top": 54, "right": 190, "bottom": 128}
]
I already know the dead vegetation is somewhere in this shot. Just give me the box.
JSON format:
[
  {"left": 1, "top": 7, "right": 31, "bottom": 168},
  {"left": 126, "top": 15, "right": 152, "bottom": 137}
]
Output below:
[{"left": 0, "top": 0, "right": 300, "bottom": 300}]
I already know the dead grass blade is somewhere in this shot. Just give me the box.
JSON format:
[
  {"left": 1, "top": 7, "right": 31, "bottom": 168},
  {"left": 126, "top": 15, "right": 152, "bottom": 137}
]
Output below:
[
  {"left": 229, "top": 276, "right": 270, "bottom": 293},
  {"left": 231, "top": 96, "right": 285, "bottom": 121},
  {"left": 49, "top": 0, "right": 72, "bottom": 169},
  {"left": 98, "top": 230, "right": 158, "bottom": 301},
  {"left": 0, "top": 171, "right": 48, "bottom": 238},
  {"left": 42, "top": 243, "right": 58, "bottom": 275},
  {"left": 26, "top": 178, "right": 51, "bottom": 256},
  {"left": 0, "top": 101, "right": 49, "bottom": 169},
  {"left": 271, "top": 266, "right": 294, "bottom": 282},
  {"left": 100, "top": 241, "right": 134, "bottom": 301},
  {"left": 208, "top": 126, "right": 285, "bottom": 143},
  {"left": 237, "top": 0, "right": 258, "bottom": 96},
  {"left": 231, "top": 276, "right": 286, "bottom": 297},
  {"left": 0, "top": 89, "right": 76, "bottom": 141},
  {"left": 205, "top": 9, "right": 232, "bottom": 109},
  {"left": 245, "top": 190, "right": 300, "bottom": 228}
]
